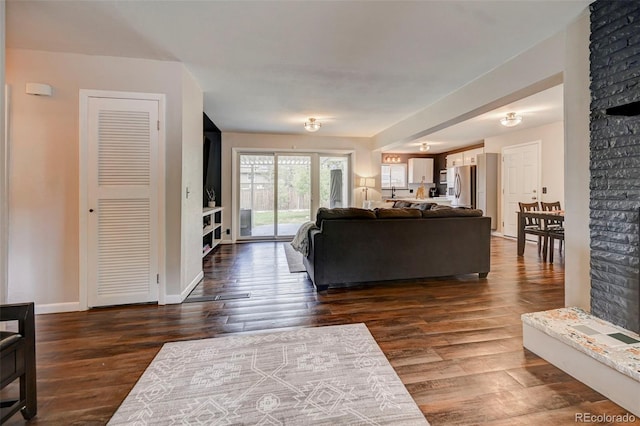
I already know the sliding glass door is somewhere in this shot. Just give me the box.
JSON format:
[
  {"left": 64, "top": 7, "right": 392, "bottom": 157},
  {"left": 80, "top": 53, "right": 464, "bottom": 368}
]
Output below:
[
  {"left": 277, "top": 155, "right": 312, "bottom": 237},
  {"left": 239, "top": 154, "right": 275, "bottom": 238},
  {"left": 238, "top": 152, "right": 350, "bottom": 240}
]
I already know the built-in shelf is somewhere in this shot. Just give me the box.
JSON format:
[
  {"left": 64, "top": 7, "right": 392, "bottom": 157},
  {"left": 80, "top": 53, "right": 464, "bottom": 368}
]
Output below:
[{"left": 203, "top": 206, "right": 223, "bottom": 258}]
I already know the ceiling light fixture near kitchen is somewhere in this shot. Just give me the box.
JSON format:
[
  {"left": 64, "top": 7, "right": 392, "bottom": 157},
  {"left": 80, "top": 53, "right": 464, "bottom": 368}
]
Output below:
[
  {"left": 304, "top": 117, "right": 321, "bottom": 132},
  {"left": 419, "top": 142, "right": 430, "bottom": 152},
  {"left": 500, "top": 112, "right": 523, "bottom": 127}
]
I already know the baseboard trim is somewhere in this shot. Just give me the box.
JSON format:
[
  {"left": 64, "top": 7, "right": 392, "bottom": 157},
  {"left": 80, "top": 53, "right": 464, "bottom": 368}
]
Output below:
[
  {"left": 35, "top": 302, "right": 83, "bottom": 315},
  {"left": 163, "top": 271, "right": 204, "bottom": 304}
]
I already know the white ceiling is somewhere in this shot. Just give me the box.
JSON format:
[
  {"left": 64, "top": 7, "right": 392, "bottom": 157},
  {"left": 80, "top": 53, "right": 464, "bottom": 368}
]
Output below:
[
  {"left": 394, "top": 84, "right": 564, "bottom": 153},
  {"left": 6, "top": 0, "right": 588, "bottom": 147}
]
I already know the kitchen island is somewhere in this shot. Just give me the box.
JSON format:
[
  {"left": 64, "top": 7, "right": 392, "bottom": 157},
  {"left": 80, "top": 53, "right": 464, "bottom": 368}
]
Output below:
[{"left": 384, "top": 197, "right": 452, "bottom": 206}]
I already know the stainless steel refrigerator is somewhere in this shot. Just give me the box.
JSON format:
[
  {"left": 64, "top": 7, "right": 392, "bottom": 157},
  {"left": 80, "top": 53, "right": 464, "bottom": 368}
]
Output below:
[{"left": 448, "top": 165, "right": 476, "bottom": 208}]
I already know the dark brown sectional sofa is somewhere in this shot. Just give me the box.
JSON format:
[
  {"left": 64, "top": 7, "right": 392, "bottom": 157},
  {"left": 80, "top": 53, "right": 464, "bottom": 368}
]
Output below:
[{"left": 303, "top": 207, "right": 491, "bottom": 290}]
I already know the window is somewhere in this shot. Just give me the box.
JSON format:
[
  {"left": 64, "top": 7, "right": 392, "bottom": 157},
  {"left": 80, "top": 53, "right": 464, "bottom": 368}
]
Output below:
[{"left": 381, "top": 164, "right": 407, "bottom": 189}]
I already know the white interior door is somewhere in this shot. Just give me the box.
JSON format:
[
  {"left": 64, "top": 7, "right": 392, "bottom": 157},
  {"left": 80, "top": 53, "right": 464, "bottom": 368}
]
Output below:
[
  {"left": 502, "top": 142, "right": 540, "bottom": 237},
  {"left": 86, "top": 97, "right": 159, "bottom": 307}
]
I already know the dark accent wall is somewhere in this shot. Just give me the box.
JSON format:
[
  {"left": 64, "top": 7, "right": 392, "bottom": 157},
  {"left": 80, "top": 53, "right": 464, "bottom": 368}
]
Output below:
[
  {"left": 203, "top": 113, "right": 222, "bottom": 207},
  {"left": 589, "top": 0, "right": 640, "bottom": 333},
  {"left": 435, "top": 153, "right": 448, "bottom": 196}
]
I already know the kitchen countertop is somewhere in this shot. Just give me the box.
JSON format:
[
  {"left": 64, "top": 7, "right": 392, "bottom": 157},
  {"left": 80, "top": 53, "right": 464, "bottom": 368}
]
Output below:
[{"left": 384, "top": 197, "right": 451, "bottom": 203}]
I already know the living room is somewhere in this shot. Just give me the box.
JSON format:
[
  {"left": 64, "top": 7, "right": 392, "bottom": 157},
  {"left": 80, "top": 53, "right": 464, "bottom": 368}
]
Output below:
[
  {"left": 3, "top": 1, "right": 639, "bottom": 424},
  {"left": 2, "top": 0, "right": 591, "bottom": 312}
]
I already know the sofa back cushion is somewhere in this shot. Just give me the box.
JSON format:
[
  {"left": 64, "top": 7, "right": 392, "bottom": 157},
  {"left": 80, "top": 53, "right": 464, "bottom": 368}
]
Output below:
[
  {"left": 376, "top": 208, "right": 422, "bottom": 219},
  {"left": 422, "top": 208, "right": 484, "bottom": 218},
  {"left": 316, "top": 207, "right": 376, "bottom": 227}
]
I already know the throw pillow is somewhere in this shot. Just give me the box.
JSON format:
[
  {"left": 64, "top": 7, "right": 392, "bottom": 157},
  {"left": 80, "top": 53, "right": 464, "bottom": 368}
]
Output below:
[
  {"left": 410, "top": 202, "right": 436, "bottom": 211},
  {"left": 431, "top": 204, "right": 453, "bottom": 210},
  {"left": 392, "top": 201, "right": 412, "bottom": 208}
]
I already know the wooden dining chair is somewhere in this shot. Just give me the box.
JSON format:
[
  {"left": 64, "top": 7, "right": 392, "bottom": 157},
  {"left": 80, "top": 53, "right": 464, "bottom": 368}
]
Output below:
[
  {"left": 541, "top": 201, "right": 563, "bottom": 227},
  {"left": 518, "top": 201, "right": 545, "bottom": 255},
  {"left": 541, "top": 201, "right": 564, "bottom": 260}
]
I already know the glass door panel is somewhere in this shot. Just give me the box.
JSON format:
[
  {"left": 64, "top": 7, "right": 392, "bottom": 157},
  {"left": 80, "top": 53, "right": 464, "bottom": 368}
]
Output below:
[
  {"left": 277, "top": 155, "right": 311, "bottom": 237},
  {"left": 319, "top": 156, "right": 349, "bottom": 209},
  {"left": 239, "top": 154, "right": 275, "bottom": 238},
  {"left": 238, "top": 152, "right": 351, "bottom": 240}
]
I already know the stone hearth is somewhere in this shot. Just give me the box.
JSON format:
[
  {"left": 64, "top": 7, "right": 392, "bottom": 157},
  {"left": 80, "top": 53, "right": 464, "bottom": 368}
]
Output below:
[{"left": 522, "top": 308, "right": 640, "bottom": 416}]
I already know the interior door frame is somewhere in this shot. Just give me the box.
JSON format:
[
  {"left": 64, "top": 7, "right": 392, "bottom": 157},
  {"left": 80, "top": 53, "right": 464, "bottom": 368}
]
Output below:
[
  {"left": 501, "top": 140, "right": 541, "bottom": 238},
  {"left": 232, "top": 148, "right": 354, "bottom": 242},
  {"left": 79, "top": 90, "right": 166, "bottom": 310}
]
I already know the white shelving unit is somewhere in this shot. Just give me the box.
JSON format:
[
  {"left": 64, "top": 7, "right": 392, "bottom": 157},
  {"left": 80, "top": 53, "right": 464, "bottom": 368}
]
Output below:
[{"left": 202, "top": 206, "right": 223, "bottom": 258}]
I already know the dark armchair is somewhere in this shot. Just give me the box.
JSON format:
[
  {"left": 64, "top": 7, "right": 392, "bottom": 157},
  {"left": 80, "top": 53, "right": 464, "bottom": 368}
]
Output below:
[{"left": 1, "top": 302, "right": 37, "bottom": 422}]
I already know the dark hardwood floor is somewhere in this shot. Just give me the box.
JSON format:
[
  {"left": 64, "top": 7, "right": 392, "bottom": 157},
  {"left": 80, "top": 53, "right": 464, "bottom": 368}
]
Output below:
[{"left": 3, "top": 237, "right": 637, "bottom": 425}]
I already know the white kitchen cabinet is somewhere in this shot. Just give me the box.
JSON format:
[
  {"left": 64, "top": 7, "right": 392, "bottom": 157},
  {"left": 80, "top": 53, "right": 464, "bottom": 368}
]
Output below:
[
  {"left": 408, "top": 158, "right": 434, "bottom": 184},
  {"left": 447, "top": 147, "right": 485, "bottom": 168},
  {"left": 446, "top": 153, "right": 463, "bottom": 168},
  {"left": 463, "top": 147, "right": 485, "bottom": 166}
]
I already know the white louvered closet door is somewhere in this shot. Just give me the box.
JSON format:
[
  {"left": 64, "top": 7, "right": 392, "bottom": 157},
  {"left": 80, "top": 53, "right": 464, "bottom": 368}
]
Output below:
[{"left": 87, "top": 97, "right": 159, "bottom": 307}]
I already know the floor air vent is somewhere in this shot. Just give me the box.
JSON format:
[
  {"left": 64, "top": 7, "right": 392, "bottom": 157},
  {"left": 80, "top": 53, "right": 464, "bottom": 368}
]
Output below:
[{"left": 185, "top": 293, "right": 251, "bottom": 303}]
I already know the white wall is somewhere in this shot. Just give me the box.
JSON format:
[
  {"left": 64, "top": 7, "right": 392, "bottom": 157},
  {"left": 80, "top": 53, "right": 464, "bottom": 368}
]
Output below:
[
  {"left": 5, "top": 48, "right": 191, "bottom": 310},
  {"left": 180, "top": 67, "right": 204, "bottom": 298},
  {"left": 484, "top": 121, "right": 565, "bottom": 234},
  {"left": 0, "top": 0, "right": 6, "bottom": 305},
  {"left": 564, "top": 10, "right": 591, "bottom": 310},
  {"left": 221, "top": 132, "right": 374, "bottom": 241}
]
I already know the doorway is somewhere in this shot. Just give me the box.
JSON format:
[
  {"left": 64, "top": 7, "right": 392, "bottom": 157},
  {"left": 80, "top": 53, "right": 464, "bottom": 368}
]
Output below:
[{"left": 502, "top": 141, "right": 541, "bottom": 237}]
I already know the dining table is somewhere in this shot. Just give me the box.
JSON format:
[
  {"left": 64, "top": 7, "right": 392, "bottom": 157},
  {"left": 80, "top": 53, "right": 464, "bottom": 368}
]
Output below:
[{"left": 517, "top": 210, "right": 565, "bottom": 261}]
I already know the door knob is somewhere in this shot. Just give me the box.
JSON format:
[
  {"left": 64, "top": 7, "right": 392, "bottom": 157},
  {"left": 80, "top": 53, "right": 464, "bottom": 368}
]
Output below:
[{"left": 89, "top": 209, "right": 94, "bottom": 212}]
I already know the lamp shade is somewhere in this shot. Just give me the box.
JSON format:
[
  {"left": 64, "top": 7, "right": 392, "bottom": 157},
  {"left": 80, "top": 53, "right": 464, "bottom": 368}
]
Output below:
[{"left": 360, "top": 178, "right": 375, "bottom": 188}]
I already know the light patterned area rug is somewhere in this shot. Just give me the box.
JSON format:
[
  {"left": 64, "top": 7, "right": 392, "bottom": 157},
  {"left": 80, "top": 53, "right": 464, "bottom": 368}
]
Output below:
[
  {"left": 283, "top": 243, "right": 306, "bottom": 273},
  {"left": 109, "top": 323, "right": 429, "bottom": 425}
]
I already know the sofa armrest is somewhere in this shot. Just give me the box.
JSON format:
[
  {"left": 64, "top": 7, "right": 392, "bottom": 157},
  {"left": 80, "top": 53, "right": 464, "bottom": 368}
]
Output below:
[{"left": 304, "top": 228, "right": 327, "bottom": 290}]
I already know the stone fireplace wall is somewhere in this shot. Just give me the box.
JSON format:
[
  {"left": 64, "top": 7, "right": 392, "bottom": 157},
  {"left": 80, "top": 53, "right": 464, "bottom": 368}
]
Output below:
[{"left": 590, "top": 0, "right": 640, "bottom": 333}]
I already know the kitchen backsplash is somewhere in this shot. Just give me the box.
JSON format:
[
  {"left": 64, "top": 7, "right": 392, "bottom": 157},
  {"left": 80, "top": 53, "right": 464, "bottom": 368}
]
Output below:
[{"left": 381, "top": 182, "right": 442, "bottom": 199}]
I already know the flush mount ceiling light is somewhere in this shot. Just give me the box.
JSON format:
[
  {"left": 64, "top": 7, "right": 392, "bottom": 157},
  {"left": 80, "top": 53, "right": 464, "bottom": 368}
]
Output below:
[
  {"left": 419, "top": 142, "right": 430, "bottom": 152},
  {"left": 500, "top": 112, "right": 523, "bottom": 127},
  {"left": 304, "top": 118, "right": 321, "bottom": 132}
]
